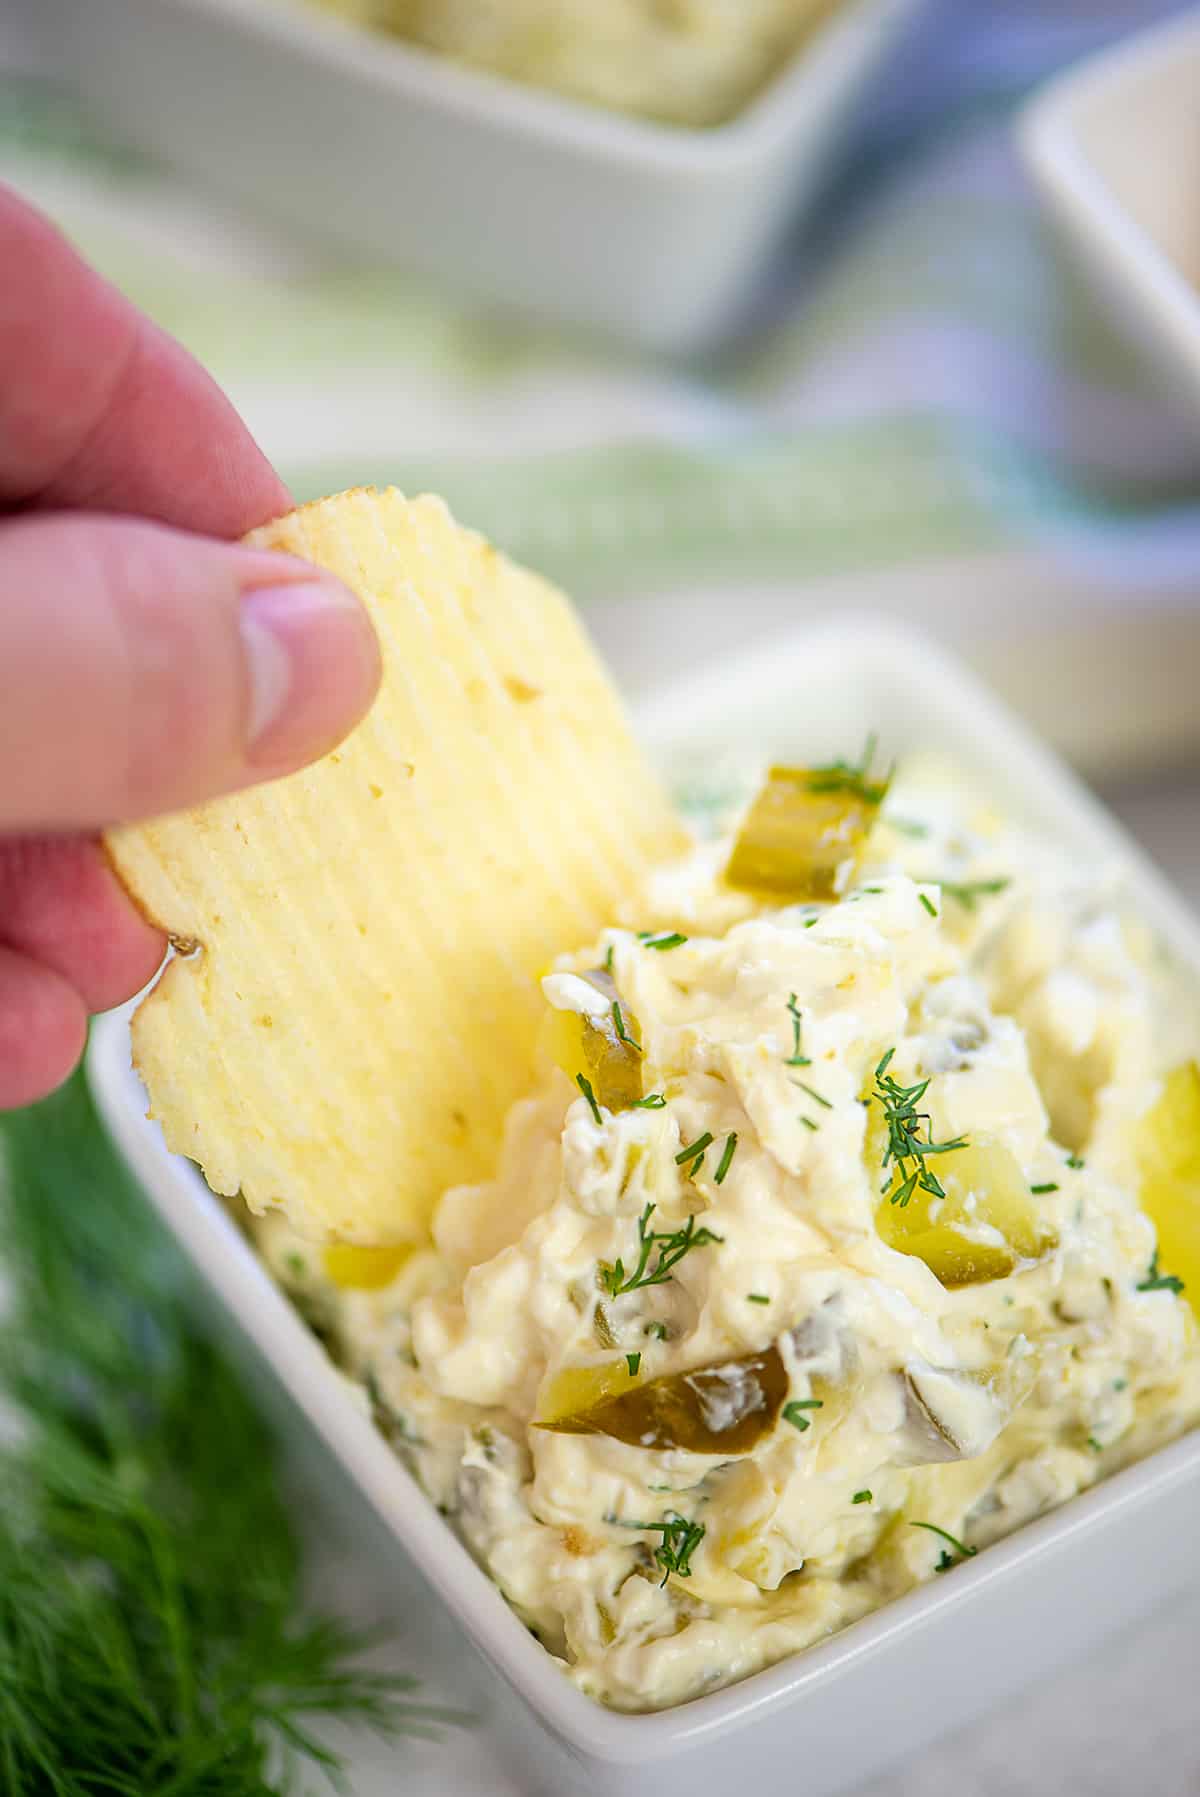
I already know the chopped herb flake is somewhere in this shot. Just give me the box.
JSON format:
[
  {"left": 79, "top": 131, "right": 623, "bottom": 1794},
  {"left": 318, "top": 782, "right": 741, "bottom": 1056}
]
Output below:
[
  {"left": 782, "top": 1398, "right": 823, "bottom": 1432},
  {"left": 1031, "top": 1182, "right": 1059, "bottom": 1195},
  {"left": 799, "top": 1115, "right": 819, "bottom": 1132},
  {"left": 613, "top": 1514, "right": 705, "bottom": 1587},
  {"left": 675, "top": 1131, "right": 714, "bottom": 1169},
  {"left": 644, "top": 1321, "right": 669, "bottom": 1341},
  {"left": 793, "top": 1079, "right": 833, "bottom": 1111},
  {"left": 806, "top": 735, "right": 890, "bottom": 806},
  {"left": 935, "top": 877, "right": 1012, "bottom": 911},
  {"left": 625, "top": 1353, "right": 641, "bottom": 1377},
  {"left": 910, "top": 1521, "right": 977, "bottom": 1570},
  {"left": 575, "top": 1073, "right": 603, "bottom": 1126},
  {"left": 852, "top": 1489, "right": 873, "bottom": 1504},
  {"left": 746, "top": 1293, "right": 770, "bottom": 1305},
  {"left": 1137, "top": 1251, "right": 1185, "bottom": 1295},
  {"left": 1066, "top": 1154, "right": 1085, "bottom": 1170},
  {"left": 642, "top": 932, "right": 688, "bottom": 952},
  {"left": 785, "top": 992, "right": 812, "bottom": 1066},
  {"left": 632, "top": 1092, "right": 668, "bottom": 1109},
  {"left": 612, "top": 1001, "right": 642, "bottom": 1054},
  {"left": 1087, "top": 1436, "right": 1103, "bottom": 1453},
  {"left": 919, "top": 892, "right": 938, "bottom": 918},
  {"left": 714, "top": 1132, "right": 738, "bottom": 1186}
]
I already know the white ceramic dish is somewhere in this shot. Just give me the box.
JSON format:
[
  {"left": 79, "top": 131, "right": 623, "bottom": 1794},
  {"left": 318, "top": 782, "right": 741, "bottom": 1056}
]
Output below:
[
  {"left": 88, "top": 618, "right": 1200, "bottom": 1797},
  {"left": 25, "top": 0, "right": 919, "bottom": 350},
  {"left": 1020, "top": 9, "right": 1200, "bottom": 405}
]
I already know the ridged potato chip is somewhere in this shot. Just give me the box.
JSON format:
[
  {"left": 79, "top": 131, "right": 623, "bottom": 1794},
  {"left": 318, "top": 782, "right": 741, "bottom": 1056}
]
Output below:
[{"left": 106, "top": 488, "right": 683, "bottom": 1243}]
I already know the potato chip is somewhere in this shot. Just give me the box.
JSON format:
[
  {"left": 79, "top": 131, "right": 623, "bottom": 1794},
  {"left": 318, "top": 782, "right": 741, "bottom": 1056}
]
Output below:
[{"left": 106, "top": 488, "right": 683, "bottom": 1243}]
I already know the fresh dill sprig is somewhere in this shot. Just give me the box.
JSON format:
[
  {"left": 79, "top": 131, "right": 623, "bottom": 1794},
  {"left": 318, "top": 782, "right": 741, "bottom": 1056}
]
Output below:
[
  {"left": 910, "top": 1521, "right": 977, "bottom": 1571},
  {"left": 934, "top": 877, "right": 1011, "bottom": 911},
  {"left": 612, "top": 1001, "right": 642, "bottom": 1054},
  {"left": 785, "top": 993, "right": 811, "bottom": 1066},
  {"left": 1137, "top": 1250, "right": 1185, "bottom": 1295},
  {"left": 871, "top": 1048, "right": 968, "bottom": 1208},
  {"left": 782, "top": 1399, "right": 823, "bottom": 1433},
  {"left": 599, "top": 1204, "right": 722, "bottom": 1298},
  {"left": 805, "top": 735, "right": 891, "bottom": 806},
  {"left": 713, "top": 1133, "right": 738, "bottom": 1185},
  {"left": 576, "top": 1072, "right": 604, "bottom": 1125},
  {"left": 612, "top": 1514, "right": 705, "bottom": 1587},
  {"left": 675, "top": 1131, "right": 714, "bottom": 1173},
  {"left": 0, "top": 1073, "right": 449, "bottom": 1796}
]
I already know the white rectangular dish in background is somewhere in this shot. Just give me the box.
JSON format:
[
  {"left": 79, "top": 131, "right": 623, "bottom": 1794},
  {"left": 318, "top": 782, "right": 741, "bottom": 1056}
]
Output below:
[
  {"left": 24, "top": 0, "right": 919, "bottom": 350},
  {"left": 88, "top": 619, "right": 1200, "bottom": 1797},
  {"left": 1020, "top": 8, "right": 1200, "bottom": 409}
]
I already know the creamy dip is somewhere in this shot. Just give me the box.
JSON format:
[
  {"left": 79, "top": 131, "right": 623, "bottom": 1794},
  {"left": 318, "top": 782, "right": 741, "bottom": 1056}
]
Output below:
[{"left": 257, "top": 758, "right": 1200, "bottom": 1712}]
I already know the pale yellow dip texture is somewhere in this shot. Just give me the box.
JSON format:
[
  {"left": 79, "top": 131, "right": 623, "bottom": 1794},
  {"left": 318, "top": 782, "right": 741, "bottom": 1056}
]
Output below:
[{"left": 256, "top": 760, "right": 1200, "bottom": 1712}]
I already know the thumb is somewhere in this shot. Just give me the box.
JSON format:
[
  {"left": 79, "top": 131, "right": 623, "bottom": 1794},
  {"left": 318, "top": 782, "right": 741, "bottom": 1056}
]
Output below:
[{"left": 0, "top": 512, "right": 381, "bottom": 831}]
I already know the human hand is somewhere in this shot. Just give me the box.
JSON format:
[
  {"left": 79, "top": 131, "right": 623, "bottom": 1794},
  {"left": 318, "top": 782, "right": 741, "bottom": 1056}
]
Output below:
[{"left": 0, "top": 187, "right": 381, "bottom": 1109}]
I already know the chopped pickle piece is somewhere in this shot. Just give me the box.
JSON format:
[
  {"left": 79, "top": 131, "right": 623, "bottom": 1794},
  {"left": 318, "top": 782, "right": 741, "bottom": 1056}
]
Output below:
[
  {"left": 1137, "top": 1060, "right": 1200, "bottom": 1315},
  {"left": 537, "top": 1346, "right": 788, "bottom": 1454},
  {"left": 537, "top": 1358, "right": 640, "bottom": 1427},
  {"left": 874, "top": 1137, "right": 1054, "bottom": 1288},
  {"left": 322, "top": 1241, "right": 412, "bottom": 1290},
  {"left": 725, "top": 765, "right": 885, "bottom": 902},
  {"left": 544, "top": 968, "right": 643, "bottom": 1111}
]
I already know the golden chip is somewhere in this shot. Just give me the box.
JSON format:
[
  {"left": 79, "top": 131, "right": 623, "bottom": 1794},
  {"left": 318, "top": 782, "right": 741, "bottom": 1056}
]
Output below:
[{"left": 106, "top": 488, "right": 683, "bottom": 1244}]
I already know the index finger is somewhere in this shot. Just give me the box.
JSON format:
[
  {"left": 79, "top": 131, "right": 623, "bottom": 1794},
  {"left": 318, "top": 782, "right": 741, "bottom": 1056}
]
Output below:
[{"left": 0, "top": 184, "right": 290, "bottom": 538}]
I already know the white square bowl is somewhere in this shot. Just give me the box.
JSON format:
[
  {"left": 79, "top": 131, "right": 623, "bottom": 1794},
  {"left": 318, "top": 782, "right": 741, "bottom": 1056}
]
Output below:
[
  {"left": 88, "top": 618, "right": 1200, "bottom": 1797},
  {"left": 1019, "top": 9, "right": 1200, "bottom": 406},
  {"left": 24, "top": 0, "right": 919, "bottom": 350}
]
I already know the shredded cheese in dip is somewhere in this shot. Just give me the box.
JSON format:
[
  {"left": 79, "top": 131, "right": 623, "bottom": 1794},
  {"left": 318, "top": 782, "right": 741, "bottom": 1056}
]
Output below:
[{"left": 256, "top": 759, "right": 1200, "bottom": 1712}]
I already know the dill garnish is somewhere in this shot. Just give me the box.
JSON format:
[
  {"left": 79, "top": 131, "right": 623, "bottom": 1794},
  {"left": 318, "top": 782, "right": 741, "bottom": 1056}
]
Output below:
[
  {"left": 782, "top": 1398, "right": 823, "bottom": 1432},
  {"left": 1031, "top": 1182, "right": 1059, "bottom": 1194},
  {"left": 576, "top": 1072, "right": 603, "bottom": 1125},
  {"left": 1066, "top": 1154, "right": 1086, "bottom": 1170},
  {"left": 919, "top": 892, "right": 938, "bottom": 918},
  {"left": 1137, "top": 1250, "right": 1185, "bottom": 1295},
  {"left": 604, "top": 942, "right": 615, "bottom": 973},
  {"left": 806, "top": 735, "right": 891, "bottom": 806},
  {"left": 853, "top": 1490, "right": 873, "bottom": 1504},
  {"left": 599, "top": 1204, "right": 723, "bottom": 1298},
  {"left": 641, "top": 931, "right": 688, "bottom": 952},
  {"left": 626, "top": 1353, "right": 641, "bottom": 1377},
  {"left": 612, "top": 1001, "right": 642, "bottom": 1054},
  {"left": 799, "top": 1115, "right": 820, "bottom": 1132},
  {"left": 624, "top": 1515, "right": 706, "bottom": 1587},
  {"left": 632, "top": 1092, "right": 667, "bottom": 1109},
  {"left": 746, "top": 1293, "right": 770, "bottom": 1305},
  {"left": 675, "top": 1131, "right": 714, "bottom": 1171},
  {"left": 935, "top": 877, "right": 1011, "bottom": 911},
  {"left": 713, "top": 1133, "right": 738, "bottom": 1185},
  {"left": 785, "top": 993, "right": 811, "bottom": 1066},
  {"left": 793, "top": 1079, "right": 833, "bottom": 1111},
  {"left": 871, "top": 1048, "right": 967, "bottom": 1208},
  {"left": 910, "top": 1521, "right": 977, "bottom": 1571},
  {"left": 0, "top": 1075, "right": 447, "bottom": 1793}
]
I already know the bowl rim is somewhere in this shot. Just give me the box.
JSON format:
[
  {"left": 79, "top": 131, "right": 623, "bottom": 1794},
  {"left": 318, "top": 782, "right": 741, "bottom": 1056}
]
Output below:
[
  {"left": 88, "top": 614, "right": 1200, "bottom": 1765},
  {"left": 151, "top": 0, "right": 917, "bottom": 172},
  {"left": 1018, "top": 9, "right": 1200, "bottom": 378}
]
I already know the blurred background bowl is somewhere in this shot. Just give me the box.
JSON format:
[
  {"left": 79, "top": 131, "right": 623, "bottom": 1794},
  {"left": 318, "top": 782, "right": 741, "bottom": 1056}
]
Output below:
[{"left": 23, "top": 0, "right": 920, "bottom": 350}]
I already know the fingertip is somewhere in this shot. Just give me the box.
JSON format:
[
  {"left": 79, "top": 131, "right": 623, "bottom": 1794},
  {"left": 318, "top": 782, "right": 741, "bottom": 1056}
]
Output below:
[
  {"left": 0, "top": 947, "right": 88, "bottom": 1111},
  {"left": 0, "top": 836, "right": 166, "bottom": 1013}
]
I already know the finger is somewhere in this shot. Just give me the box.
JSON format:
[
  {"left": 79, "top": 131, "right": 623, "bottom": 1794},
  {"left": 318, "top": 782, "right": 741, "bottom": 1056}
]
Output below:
[
  {"left": 0, "top": 512, "right": 381, "bottom": 832},
  {"left": 0, "top": 943, "right": 87, "bottom": 1110},
  {"left": 0, "top": 836, "right": 164, "bottom": 1013},
  {"left": 0, "top": 184, "right": 290, "bottom": 536}
]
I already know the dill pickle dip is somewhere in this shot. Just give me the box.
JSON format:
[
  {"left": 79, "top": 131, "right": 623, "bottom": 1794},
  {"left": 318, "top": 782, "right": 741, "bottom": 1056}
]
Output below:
[{"left": 257, "top": 751, "right": 1200, "bottom": 1712}]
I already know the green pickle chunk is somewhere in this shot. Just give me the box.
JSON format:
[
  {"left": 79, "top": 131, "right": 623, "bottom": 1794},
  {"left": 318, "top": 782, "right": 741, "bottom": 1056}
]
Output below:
[
  {"left": 545, "top": 968, "right": 644, "bottom": 1111},
  {"left": 726, "top": 764, "right": 885, "bottom": 902},
  {"left": 537, "top": 1345, "right": 788, "bottom": 1453}
]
